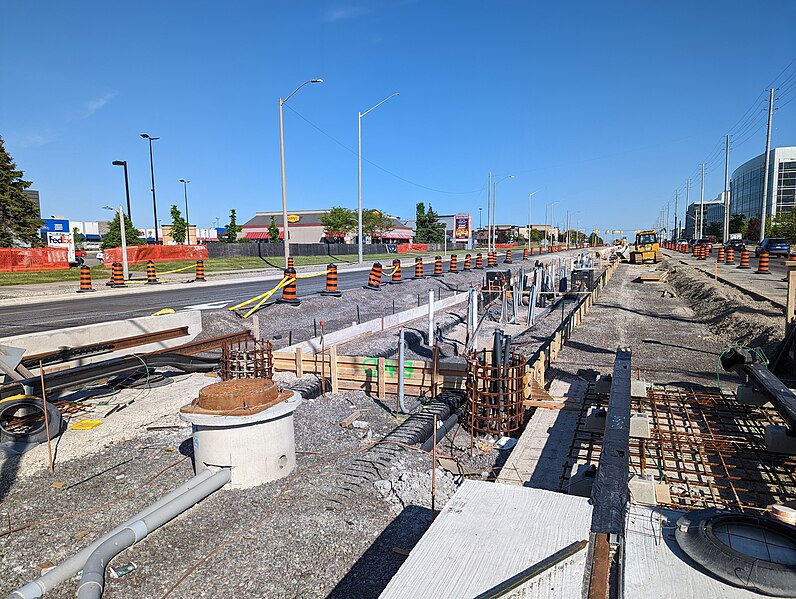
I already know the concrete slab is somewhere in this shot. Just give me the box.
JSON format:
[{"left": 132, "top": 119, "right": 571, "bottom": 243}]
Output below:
[
  {"left": 380, "top": 480, "right": 591, "bottom": 599},
  {"left": 0, "top": 311, "right": 202, "bottom": 373},
  {"left": 625, "top": 504, "right": 768, "bottom": 598},
  {"left": 497, "top": 375, "right": 586, "bottom": 489}
]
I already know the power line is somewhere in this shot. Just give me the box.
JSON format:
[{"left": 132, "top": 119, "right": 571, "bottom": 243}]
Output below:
[{"left": 284, "top": 104, "right": 485, "bottom": 196}]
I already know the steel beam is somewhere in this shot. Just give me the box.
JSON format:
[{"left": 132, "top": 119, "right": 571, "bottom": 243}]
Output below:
[{"left": 742, "top": 364, "right": 796, "bottom": 430}]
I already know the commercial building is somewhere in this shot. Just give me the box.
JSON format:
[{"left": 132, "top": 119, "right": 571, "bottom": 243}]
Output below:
[
  {"left": 684, "top": 196, "right": 724, "bottom": 239},
  {"left": 241, "top": 209, "right": 413, "bottom": 243},
  {"left": 730, "top": 146, "right": 796, "bottom": 222}
]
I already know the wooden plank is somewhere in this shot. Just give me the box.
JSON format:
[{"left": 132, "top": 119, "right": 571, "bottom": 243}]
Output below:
[
  {"left": 295, "top": 347, "right": 303, "bottom": 377},
  {"left": 378, "top": 357, "right": 386, "bottom": 399},
  {"left": 330, "top": 346, "right": 339, "bottom": 393},
  {"left": 339, "top": 409, "right": 362, "bottom": 428}
]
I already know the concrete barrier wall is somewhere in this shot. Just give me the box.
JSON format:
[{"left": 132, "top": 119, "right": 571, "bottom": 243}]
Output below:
[{"left": 0, "top": 311, "right": 203, "bottom": 371}]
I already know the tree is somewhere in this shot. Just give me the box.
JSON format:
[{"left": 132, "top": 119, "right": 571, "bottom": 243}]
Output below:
[
  {"left": 425, "top": 204, "right": 445, "bottom": 244},
  {"left": 73, "top": 226, "right": 84, "bottom": 250},
  {"left": 170, "top": 204, "right": 187, "bottom": 244},
  {"left": 529, "top": 228, "right": 544, "bottom": 242},
  {"left": 0, "top": 136, "right": 42, "bottom": 247},
  {"left": 362, "top": 209, "right": 394, "bottom": 242},
  {"left": 101, "top": 212, "right": 145, "bottom": 250},
  {"left": 729, "top": 213, "right": 748, "bottom": 236},
  {"left": 268, "top": 216, "right": 281, "bottom": 243},
  {"left": 588, "top": 232, "right": 604, "bottom": 245},
  {"left": 223, "top": 209, "right": 241, "bottom": 243},
  {"left": 319, "top": 206, "right": 356, "bottom": 242},
  {"left": 768, "top": 210, "right": 796, "bottom": 243},
  {"left": 415, "top": 203, "right": 428, "bottom": 242},
  {"left": 747, "top": 217, "right": 761, "bottom": 242},
  {"left": 706, "top": 221, "right": 723, "bottom": 238}
]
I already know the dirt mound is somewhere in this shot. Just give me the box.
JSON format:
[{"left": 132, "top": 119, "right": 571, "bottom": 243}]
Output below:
[{"left": 661, "top": 258, "right": 783, "bottom": 355}]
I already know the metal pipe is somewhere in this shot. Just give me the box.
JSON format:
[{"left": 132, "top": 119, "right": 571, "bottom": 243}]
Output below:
[
  {"left": 76, "top": 468, "right": 231, "bottom": 599},
  {"left": 420, "top": 412, "right": 458, "bottom": 452},
  {"left": 9, "top": 469, "right": 218, "bottom": 599}
]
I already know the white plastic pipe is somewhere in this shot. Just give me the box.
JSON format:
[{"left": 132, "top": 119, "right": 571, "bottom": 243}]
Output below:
[
  {"left": 8, "top": 469, "right": 218, "bottom": 599},
  {"left": 427, "top": 289, "right": 435, "bottom": 345}
]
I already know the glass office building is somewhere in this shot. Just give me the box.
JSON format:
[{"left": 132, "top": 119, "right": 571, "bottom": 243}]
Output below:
[
  {"left": 730, "top": 146, "right": 796, "bottom": 221},
  {"left": 684, "top": 198, "right": 725, "bottom": 239}
]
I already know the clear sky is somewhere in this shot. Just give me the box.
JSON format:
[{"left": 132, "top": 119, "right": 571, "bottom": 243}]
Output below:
[{"left": 3, "top": 0, "right": 796, "bottom": 235}]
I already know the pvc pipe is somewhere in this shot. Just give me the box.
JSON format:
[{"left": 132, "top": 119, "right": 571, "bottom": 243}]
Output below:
[
  {"left": 7, "top": 468, "right": 217, "bottom": 599},
  {"left": 76, "top": 468, "right": 231, "bottom": 599},
  {"left": 427, "top": 289, "right": 435, "bottom": 345},
  {"left": 420, "top": 413, "right": 458, "bottom": 452}
]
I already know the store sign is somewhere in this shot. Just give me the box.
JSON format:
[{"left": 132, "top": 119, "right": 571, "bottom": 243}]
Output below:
[
  {"left": 47, "top": 232, "right": 75, "bottom": 263},
  {"left": 454, "top": 213, "right": 471, "bottom": 240},
  {"left": 287, "top": 214, "right": 301, "bottom": 223}
]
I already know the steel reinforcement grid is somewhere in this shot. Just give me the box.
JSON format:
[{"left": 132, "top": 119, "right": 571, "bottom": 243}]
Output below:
[{"left": 557, "top": 384, "right": 796, "bottom": 513}]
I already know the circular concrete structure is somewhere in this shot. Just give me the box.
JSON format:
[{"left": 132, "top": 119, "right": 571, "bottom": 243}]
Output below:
[{"left": 180, "top": 379, "right": 302, "bottom": 489}]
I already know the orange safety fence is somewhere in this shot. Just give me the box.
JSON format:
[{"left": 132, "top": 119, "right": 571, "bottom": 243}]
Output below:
[
  {"left": 103, "top": 244, "right": 209, "bottom": 266},
  {"left": 397, "top": 243, "right": 428, "bottom": 253},
  {"left": 0, "top": 247, "right": 69, "bottom": 272},
  {"left": 494, "top": 243, "right": 518, "bottom": 249}
]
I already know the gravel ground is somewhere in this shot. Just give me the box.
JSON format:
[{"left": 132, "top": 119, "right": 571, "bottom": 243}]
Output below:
[{"left": 549, "top": 260, "right": 749, "bottom": 390}]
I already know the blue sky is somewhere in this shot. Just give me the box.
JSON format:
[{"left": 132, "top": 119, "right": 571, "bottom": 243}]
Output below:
[{"left": 3, "top": 0, "right": 796, "bottom": 234}]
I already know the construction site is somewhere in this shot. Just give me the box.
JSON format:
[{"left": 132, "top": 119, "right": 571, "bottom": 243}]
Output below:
[{"left": 1, "top": 244, "right": 796, "bottom": 599}]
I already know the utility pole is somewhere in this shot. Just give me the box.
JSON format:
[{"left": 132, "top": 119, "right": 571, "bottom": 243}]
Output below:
[
  {"left": 674, "top": 190, "right": 679, "bottom": 242},
  {"left": 760, "top": 87, "right": 775, "bottom": 241},
  {"left": 699, "top": 163, "right": 705, "bottom": 240},
  {"left": 686, "top": 178, "right": 690, "bottom": 239},
  {"left": 487, "top": 172, "right": 492, "bottom": 251},
  {"left": 723, "top": 134, "right": 731, "bottom": 244}
]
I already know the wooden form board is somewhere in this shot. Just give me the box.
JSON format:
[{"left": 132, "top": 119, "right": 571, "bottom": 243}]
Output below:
[{"left": 273, "top": 260, "right": 619, "bottom": 403}]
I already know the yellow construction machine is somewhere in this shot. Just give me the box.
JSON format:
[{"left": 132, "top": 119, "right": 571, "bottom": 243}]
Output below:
[{"left": 630, "top": 229, "right": 661, "bottom": 264}]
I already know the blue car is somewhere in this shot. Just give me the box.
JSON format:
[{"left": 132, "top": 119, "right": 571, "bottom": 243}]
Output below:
[{"left": 755, "top": 237, "right": 791, "bottom": 258}]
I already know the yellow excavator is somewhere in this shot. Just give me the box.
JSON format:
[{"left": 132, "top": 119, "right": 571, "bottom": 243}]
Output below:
[{"left": 630, "top": 229, "right": 662, "bottom": 264}]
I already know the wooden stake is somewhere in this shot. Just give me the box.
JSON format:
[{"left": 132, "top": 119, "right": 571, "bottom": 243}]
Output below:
[
  {"left": 38, "top": 361, "right": 54, "bottom": 474},
  {"left": 330, "top": 345, "right": 339, "bottom": 393},
  {"left": 320, "top": 321, "right": 326, "bottom": 396}
]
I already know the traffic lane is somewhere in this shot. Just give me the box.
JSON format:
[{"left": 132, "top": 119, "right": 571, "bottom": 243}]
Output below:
[{"left": 0, "top": 252, "right": 573, "bottom": 335}]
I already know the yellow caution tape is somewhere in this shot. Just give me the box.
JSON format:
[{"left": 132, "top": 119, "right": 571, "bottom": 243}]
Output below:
[
  {"left": 242, "top": 277, "right": 294, "bottom": 319},
  {"left": 157, "top": 263, "right": 197, "bottom": 276},
  {"left": 228, "top": 276, "right": 289, "bottom": 311},
  {"left": 295, "top": 269, "right": 329, "bottom": 279},
  {"left": 71, "top": 419, "right": 103, "bottom": 430}
]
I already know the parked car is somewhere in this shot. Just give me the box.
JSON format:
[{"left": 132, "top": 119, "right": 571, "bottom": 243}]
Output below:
[
  {"left": 755, "top": 238, "right": 791, "bottom": 257},
  {"left": 725, "top": 239, "right": 746, "bottom": 253},
  {"left": 695, "top": 238, "right": 713, "bottom": 253},
  {"left": 75, "top": 249, "right": 87, "bottom": 257},
  {"left": 96, "top": 251, "right": 104, "bottom": 263}
]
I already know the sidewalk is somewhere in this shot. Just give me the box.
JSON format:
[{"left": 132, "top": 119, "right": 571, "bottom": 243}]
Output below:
[{"left": 664, "top": 250, "right": 789, "bottom": 309}]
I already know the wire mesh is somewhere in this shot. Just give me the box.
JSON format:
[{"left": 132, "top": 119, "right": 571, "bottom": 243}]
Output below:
[
  {"left": 220, "top": 338, "right": 273, "bottom": 381},
  {"left": 465, "top": 349, "right": 526, "bottom": 436}
]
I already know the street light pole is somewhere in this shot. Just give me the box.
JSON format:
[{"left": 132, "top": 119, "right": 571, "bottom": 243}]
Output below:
[
  {"left": 492, "top": 175, "right": 514, "bottom": 250},
  {"left": 103, "top": 205, "right": 129, "bottom": 280},
  {"left": 279, "top": 78, "right": 324, "bottom": 268},
  {"left": 112, "top": 160, "right": 131, "bottom": 220},
  {"left": 179, "top": 179, "right": 191, "bottom": 245},
  {"left": 358, "top": 93, "right": 399, "bottom": 264},
  {"left": 140, "top": 134, "right": 160, "bottom": 244},
  {"left": 526, "top": 191, "right": 539, "bottom": 252}
]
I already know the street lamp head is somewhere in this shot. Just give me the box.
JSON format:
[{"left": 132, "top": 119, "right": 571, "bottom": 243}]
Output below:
[
  {"left": 179, "top": 179, "right": 190, "bottom": 184},
  {"left": 140, "top": 134, "right": 160, "bottom": 140},
  {"left": 112, "top": 160, "right": 125, "bottom": 166},
  {"left": 310, "top": 79, "right": 324, "bottom": 83},
  {"left": 140, "top": 133, "right": 149, "bottom": 139},
  {"left": 102, "top": 205, "right": 113, "bottom": 211}
]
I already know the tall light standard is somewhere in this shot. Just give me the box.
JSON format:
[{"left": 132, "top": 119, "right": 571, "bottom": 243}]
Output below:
[
  {"left": 547, "top": 201, "right": 559, "bottom": 246},
  {"left": 526, "top": 190, "right": 539, "bottom": 251},
  {"left": 179, "top": 179, "right": 191, "bottom": 245},
  {"left": 491, "top": 175, "right": 514, "bottom": 250},
  {"left": 279, "top": 78, "right": 323, "bottom": 268},
  {"left": 103, "top": 204, "right": 129, "bottom": 281},
  {"left": 111, "top": 160, "right": 131, "bottom": 220},
  {"left": 358, "top": 92, "right": 399, "bottom": 264},
  {"left": 140, "top": 134, "right": 160, "bottom": 244},
  {"left": 478, "top": 207, "right": 482, "bottom": 229}
]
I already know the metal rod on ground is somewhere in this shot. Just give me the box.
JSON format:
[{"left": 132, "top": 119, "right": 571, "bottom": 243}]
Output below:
[
  {"left": 473, "top": 540, "right": 589, "bottom": 599},
  {"left": 356, "top": 305, "right": 361, "bottom": 324},
  {"left": 432, "top": 413, "right": 437, "bottom": 520},
  {"left": 427, "top": 289, "right": 435, "bottom": 345},
  {"left": 38, "top": 360, "right": 54, "bottom": 474}
]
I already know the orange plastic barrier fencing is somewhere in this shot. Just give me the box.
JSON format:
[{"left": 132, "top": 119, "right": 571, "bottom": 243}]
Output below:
[
  {"left": 397, "top": 243, "right": 428, "bottom": 253},
  {"left": 0, "top": 247, "right": 69, "bottom": 272},
  {"left": 103, "top": 244, "right": 209, "bottom": 266}
]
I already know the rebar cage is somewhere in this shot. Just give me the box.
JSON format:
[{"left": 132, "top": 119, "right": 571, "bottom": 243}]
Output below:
[
  {"left": 220, "top": 338, "right": 273, "bottom": 381},
  {"left": 466, "top": 349, "right": 526, "bottom": 436}
]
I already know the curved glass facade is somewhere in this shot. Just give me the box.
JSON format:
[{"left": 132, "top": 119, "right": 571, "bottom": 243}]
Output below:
[{"left": 730, "top": 147, "right": 796, "bottom": 221}]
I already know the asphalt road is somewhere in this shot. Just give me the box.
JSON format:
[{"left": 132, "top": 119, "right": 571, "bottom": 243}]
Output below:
[{"left": 0, "top": 259, "right": 496, "bottom": 336}]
